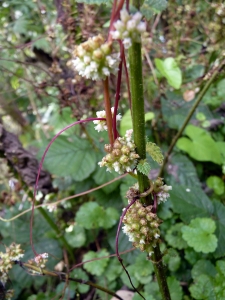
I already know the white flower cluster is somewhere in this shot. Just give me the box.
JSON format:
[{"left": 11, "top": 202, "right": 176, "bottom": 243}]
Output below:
[
  {"left": 93, "top": 107, "right": 122, "bottom": 132},
  {"left": 72, "top": 34, "right": 120, "bottom": 80},
  {"left": 0, "top": 243, "right": 24, "bottom": 284},
  {"left": 98, "top": 129, "right": 139, "bottom": 174},
  {"left": 111, "top": 9, "right": 146, "bottom": 49},
  {"left": 34, "top": 253, "right": 49, "bottom": 268},
  {"left": 156, "top": 184, "right": 172, "bottom": 204}
]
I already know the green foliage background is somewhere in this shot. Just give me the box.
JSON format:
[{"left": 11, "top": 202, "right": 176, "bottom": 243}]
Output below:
[{"left": 0, "top": 0, "right": 225, "bottom": 299}]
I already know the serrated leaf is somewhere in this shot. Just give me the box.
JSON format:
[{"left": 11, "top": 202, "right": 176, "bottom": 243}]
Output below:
[
  {"left": 146, "top": 142, "right": 164, "bottom": 165},
  {"left": 82, "top": 249, "right": 109, "bottom": 276},
  {"left": 168, "top": 276, "right": 183, "bottom": 300},
  {"left": 165, "top": 223, "right": 188, "bottom": 250},
  {"left": 177, "top": 125, "right": 222, "bottom": 164},
  {"left": 189, "top": 274, "right": 216, "bottom": 299},
  {"left": 141, "top": 0, "right": 168, "bottom": 20},
  {"left": 38, "top": 135, "right": 97, "bottom": 181},
  {"left": 181, "top": 218, "right": 218, "bottom": 253},
  {"left": 137, "top": 159, "right": 151, "bottom": 176},
  {"left": 169, "top": 185, "right": 214, "bottom": 223},
  {"left": 155, "top": 57, "right": 182, "bottom": 89}
]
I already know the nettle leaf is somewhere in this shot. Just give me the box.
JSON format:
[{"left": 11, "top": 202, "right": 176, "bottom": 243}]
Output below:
[
  {"left": 38, "top": 136, "right": 97, "bottom": 181},
  {"left": 83, "top": 249, "right": 109, "bottom": 276},
  {"left": 191, "top": 260, "right": 217, "bottom": 280},
  {"left": 170, "top": 185, "right": 214, "bottom": 223},
  {"left": 165, "top": 223, "right": 188, "bottom": 250},
  {"left": 181, "top": 218, "right": 218, "bottom": 253},
  {"left": 176, "top": 124, "right": 222, "bottom": 165},
  {"left": 146, "top": 142, "right": 164, "bottom": 165},
  {"left": 206, "top": 176, "right": 224, "bottom": 196},
  {"left": 189, "top": 274, "right": 215, "bottom": 299},
  {"left": 168, "top": 277, "right": 183, "bottom": 300},
  {"left": 155, "top": 57, "right": 182, "bottom": 89},
  {"left": 76, "top": 202, "right": 119, "bottom": 229},
  {"left": 141, "top": 0, "right": 168, "bottom": 20},
  {"left": 137, "top": 159, "right": 151, "bottom": 176}
]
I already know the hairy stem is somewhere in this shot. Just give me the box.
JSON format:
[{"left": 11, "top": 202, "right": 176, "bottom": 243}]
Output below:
[
  {"left": 158, "top": 58, "right": 225, "bottom": 177},
  {"left": 128, "top": 41, "right": 171, "bottom": 300}
]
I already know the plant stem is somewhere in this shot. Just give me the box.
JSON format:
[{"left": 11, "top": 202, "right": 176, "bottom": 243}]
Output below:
[
  {"left": 38, "top": 207, "right": 74, "bottom": 261},
  {"left": 158, "top": 59, "right": 225, "bottom": 177},
  {"left": 103, "top": 77, "right": 114, "bottom": 144},
  {"left": 16, "top": 261, "right": 123, "bottom": 300},
  {"left": 128, "top": 41, "right": 171, "bottom": 300},
  {"left": 128, "top": 42, "right": 150, "bottom": 197}
]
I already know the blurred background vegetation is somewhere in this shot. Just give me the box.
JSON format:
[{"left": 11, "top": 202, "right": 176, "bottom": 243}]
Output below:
[{"left": 0, "top": 0, "right": 225, "bottom": 299}]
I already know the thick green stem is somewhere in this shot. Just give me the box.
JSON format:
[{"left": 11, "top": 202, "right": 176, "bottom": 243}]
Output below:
[
  {"left": 128, "top": 42, "right": 150, "bottom": 196},
  {"left": 128, "top": 41, "right": 171, "bottom": 300},
  {"left": 158, "top": 59, "right": 225, "bottom": 177}
]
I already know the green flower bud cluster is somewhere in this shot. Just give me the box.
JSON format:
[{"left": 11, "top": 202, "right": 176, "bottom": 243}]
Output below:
[
  {"left": 0, "top": 243, "right": 24, "bottom": 285},
  {"left": 71, "top": 34, "right": 120, "bottom": 80},
  {"left": 122, "top": 200, "right": 162, "bottom": 257},
  {"left": 98, "top": 129, "right": 139, "bottom": 174}
]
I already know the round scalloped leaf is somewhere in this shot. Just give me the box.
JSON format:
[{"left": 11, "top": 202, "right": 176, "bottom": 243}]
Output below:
[
  {"left": 181, "top": 218, "right": 218, "bottom": 253},
  {"left": 206, "top": 176, "right": 225, "bottom": 196},
  {"left": 189, "top": 274, "right": 215, "bottom": 299},
  {"left": 165, "top": 223, "right": 188, "bottom": 250},
  {"left": 133, "top": 253, "right": 154, "bottom": 284},
  {"left": 191, "top": 259, "right": 217, "bottom": 280},
  {"left": 163, "top": 249, "right": 181, "bottom": 272},
  {"left": 168, "top": 276, "right": 183, "bottom": 300},
  {"left": 82, "top": 249, "right": 109, "bottom": 276},
  {"left": 65, "top": 224, "right": 86, "bottom": 248}
]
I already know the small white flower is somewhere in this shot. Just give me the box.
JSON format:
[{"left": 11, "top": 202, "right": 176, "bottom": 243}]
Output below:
[
  {"left": 123, "top": 38, "right": 132, "bottom": 49},
  {"left": 140, "top": 239, "right": 145, "bottom": 244},
  {"left": 149, "top": 251, "right": 154, "bottom": 257},
  {"left": 154, "top": 233, "right": 160, "bottom": 239}
]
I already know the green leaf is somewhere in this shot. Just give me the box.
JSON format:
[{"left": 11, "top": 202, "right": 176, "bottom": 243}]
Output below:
[
  {"left": 177, "top": 125, "right": 222, "bottom": 164},
  {"left": 207, "top": 176, "right": 225, "bottom": 195},
  {"left": 133, "top": 253, "right": 154, "bottom": 284},
  {"left": 217, "top": 79, "right": 225, "bottom": 97},
  {"left": 170, "top": 185, "right": 214, "bottom": 223},
  {"left": 155, "top": 57, "right": 182, "bottom": 89},
  {"left": 137, "top": 159, "right": 151, "bottom": 176},
  {"left": 120, "top": 265, "right": 139, "bottom": 289},
  {"left": 145, "top": 112, "right": 155, "bottom": 122},
  {"left": 76, "top": 202, "right": 119, "bottom": 229},
  {"left": 168, "top": 276, "right": 183, "bottom": 300},
  {"left": 165, "top": 223, "right": 188, "bottom": 250},
  {"left": 191, "top": 260, "right": 217, "bottom": 279},
  {"left": 10, "top": 76, "right": 20, "bottom": 89},
  {"left": 38, "top": 136, "right": 97, "bottom": 181},
  {"left": 65, "top": 224, "right": 86, "bottom": 248},
  {"left": 181, "top": 218, "right": 218, "bottom": 253},
  {"left": 146, "top": 142, "right": 164, "bottom": 165},
  {"left": 214, "top": 260, "right": 225, "bottom": 298},
  {"left": 104, "top": 259, "right": 123, "bottom": 282},
  {"left": 71, "top": 268, "right": 90, "bottom": 294},
  {"left": 120, "top": 109, "right": 133, "bottom": 136},
  {"left": 83, "top": 249, "right": 109, "bottom": 276},
  {"left": 189, "top": 274, "right": 216, "bottom": 299},
  {"left": 163, "top": 249, "right": 181, "bottom": 272},
  {"left": 141, "top": 0, "right": 168, "bottom": 20}
]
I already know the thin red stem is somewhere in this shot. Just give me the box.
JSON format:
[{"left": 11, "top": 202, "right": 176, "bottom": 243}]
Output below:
[
  {"left": 30, "top": 117, "right": 106, "bottom": 256},
  {"left": 103, "top": 78, "right": 114, "bottom": 144}
]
